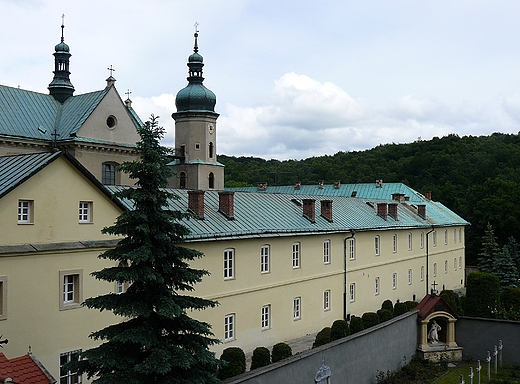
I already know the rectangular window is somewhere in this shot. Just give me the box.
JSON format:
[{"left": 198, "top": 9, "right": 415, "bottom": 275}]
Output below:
[
  {"left": 454, "top": 229, "right": 457, "bottom": 244},
  {"left": 293, "top": 297, "right": 301, "bottom": 320},
  {"left": 60, "top": 350, "right": 82, "bottom": 384},
  {"left": 60, "top": 270, "right": 82, "bottom": 310},
  {"left": 224, "top": 314, "right": 235, "bottom": 341},
  {"left": 459, "top": 257, "right": 462, "bottom": 269},
  {"left": 420, "top": 232, "right": 424, "bottom": 249},
  {"left": 408, "top": 233, "right": 412, "bottom": 251},
  {"left": 17, "top": 200, "right": 33, "bottom": 224},
  {"left": 444, "top": 260, "right": 448, "bottom": 274},
  {"left": 375, "top": 277, "right": 380, "bottom": 295},
  {"left": 349, "top": 238, "right": 355, "bottom": 260},
  {"left": 0, "top": 276, "right": 7, "bottom": 320},
  {"left": 392, "top": 273, "right": 397, "bottom": 289},
  {"left": 323, "top": 240, "right": 330, "bottom": 264},
  {"left": 444, "top": 230, "right": 448, "bottom": 245},
  {"left": 433, "top": 263, "right": 437, "bottom": 277},
  {"left": 392, "top": 234, "right": 397, "bottom": 253},
  {"left": 349, "top": 283, "right": 355, "bottom": 302},
  {"left": 375, "top": 236, "right": 380, "bottom": 256},
  {"left": 459, "top": 228, "right": 462, "bottom": 243},
  {"left": 292, "top": 243, "right": 300, "bottom": 269},
  {"left": 102, "top": 163, "right": 117, "bottom": 185},
  {"left": 420, "top": 266, "right": 424, "bottom": 281},
  {"left": 433, "top": 232, "right": 437, "bottom": 247},
  {"left": 454, "top": 258, "right": 457, "bottom": 271},
  {"left": 261, "top": 305, "right": 270, "bottom": 329},
  {"left": 78, "top": 201, "right": 92, "bottom": 223},
  {"left": 116, "top": 280, "right": 125, "bottom": 295},
  {"left": 323, "top": 290, "right": 330, "bottom": 311},
  {"left": 408, "top": 269, "right": 412, "bottom": 285},
  {"left": 260, "top": 245, "right": 270, "bottom": 273},
  {"left": 224, "top": 249, "right": 234, "bottom": 279}
]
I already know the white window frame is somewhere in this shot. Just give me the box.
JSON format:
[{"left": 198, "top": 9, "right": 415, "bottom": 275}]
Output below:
[
  {"left": 323, "top": 240, "right": 331, "bottom": 264},
  {"left": 408, "top": 233, "right": 412, "bottom": 251},
  {"left": 444, "top": 260, "right": 448, "bottom": 274},
  {"left": 459, "top": 257, "right": 462, "bottom": 269},
  {"left": 433, "top": 231, "right": 437, "bottom": 247},
  {"left": 375, "top": 277, "right": 380, "bottom": 295},
  {"left": 408, "top": 269, "right": 412, "bottom": 285},
  {"left": 420, "top": 231, "right": 425, "bottom": 249},
  {"left": 420, "top": 266, "right": 424, "bottom": 281},
  {"left": 433, "top": 263, "right": 437, "bottom": 277},
  {"left": 224, "top": 249, "right": 235, "bottom": 279},
  {"left": 454, "top": 229, "right": 457, "bottom": 244},
  {"left": 60, "top": 350, "right": 82, "bottom": 384},
  {"left": 349, "top": 238, "right": 355, "bottom": 260},
  {"left": 78, "top": 201, "right": 92, "bottom": 223},
  {"left": 261, "top": 305, "right": 270, "bottom": 329},
  {"left": 392, "top": 234, "right": 397, "bottom": 253},
  {"left": 0, "top": 276, "right": 7, "bottom": 320},
  {"left": 454, "top": 258, "right": 457, "bottom": 271},
  {"left": 260, "top": 245, "right": 270, "bottom": 273},
  {"left": 292, "top": 242, "right": 300, "bottom": 269},
  {"left": 224, "top": 313, "right": 235, "bottom": 341},
  {"left": 392, "top": 273, "right": 397, "bottom": 290},
  {"left": 60, "top": 270, "right": 82, "bottom": 310},
  {"left": 459, "top": 228, "right": 462, "bottom": 243},
  {"left": 375, "top": 236, "right": 380, "bottom": 256},
  {"left": 17, "top": 200, "right": 33, "bottom": 224},
  {"left": 349, "top": 283, "right": 355, "bottom": 302},
  {"left": 323, "top": 290, "right": 330, "bottom": 311},
  {"left": 293, "top": 297, "right": 301, "bottom": 320},
  {"left": 444, "top": 230, "right": 448, "bottom": 245}
]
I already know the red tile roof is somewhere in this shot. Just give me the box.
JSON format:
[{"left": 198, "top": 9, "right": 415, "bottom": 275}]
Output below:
[{"left": 0, "top": 352, "right": 55, "bottom": 384}]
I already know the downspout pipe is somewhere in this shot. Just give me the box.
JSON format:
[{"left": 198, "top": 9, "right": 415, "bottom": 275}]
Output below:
[
  {"left": 343, "top": 229, "right": 355, "bottom": 321},
  {"left": 426, "top": 226, "right": 435, "bottom": 296}
]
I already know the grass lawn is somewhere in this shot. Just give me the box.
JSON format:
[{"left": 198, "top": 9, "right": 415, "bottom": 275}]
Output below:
[{"left": 434, "top": 363, "right": 520, "bottom": 383}]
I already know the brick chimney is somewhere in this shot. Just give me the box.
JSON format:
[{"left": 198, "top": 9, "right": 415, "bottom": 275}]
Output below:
[
  {"left": 334, "top": 180, "right": 341, "bottom": 189},
  {"left": 258, "top": 182, "right": 267, "bottom": 191},
  {"left": 303, "top": 199, "right": 316, "bottom": 222},
  {"left": 318, "top": 181, "right": 324, "bottom": 189},
  {"left": 376, "top": 179, "right": 383, "bottom": 188},
  {"left": 320, "top": 200, "right": 333, "bottom": 222},
  {"left": 388, "top": 203, "right": 398, "bottom": 220},
  {"left": 424, "top": 191, "right": 432, "bottom": 200},
  {"left": 294, "top": 181, "right": 301, "bottom": 190},
  {"left": 188, "top": 190, "right": 205, "bottom": 219},
  {"left": 417, "top": 204, "right": 426, "bottom": 219},
  {"left": 377, "top": 203, "right": 388, "bottom": 219},
  {"left": 218, "top": 191, "right": 235, "bottom": 220},
  {"left": 392, "top": 193, "right": 405, "bottom": 202}
]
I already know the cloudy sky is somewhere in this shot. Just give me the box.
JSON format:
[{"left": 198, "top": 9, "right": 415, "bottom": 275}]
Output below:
[{"left": 2, "top": 1, "right": 520, "bottom": 160}]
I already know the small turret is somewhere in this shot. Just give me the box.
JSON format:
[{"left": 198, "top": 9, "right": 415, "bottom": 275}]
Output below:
[{"left": 48, "top": 15, "right": 75, "bottom": 103}]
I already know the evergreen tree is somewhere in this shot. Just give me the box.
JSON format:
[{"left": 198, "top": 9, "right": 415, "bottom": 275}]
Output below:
[
  {"left": 70, "top": 116, "right": 220, "bottom": 383},
  {"left": 477, "top": 223, "right": 500, "bottom": 272},
  {"left": 492, "top": 245, "right": 519, "bottom": 289},
  {"left": 507, "top": 236, "right": 520, "bottom": 272}
]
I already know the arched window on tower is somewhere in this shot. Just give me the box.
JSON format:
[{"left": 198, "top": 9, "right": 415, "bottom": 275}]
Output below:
[
  {"left": 179, "top": 172, "right": 187, "bottom": 189},
  {"left": 209, "top": 142, "right": 214, "bottom": 159},
  {"left": 209, "top": 172, "right": 215, "bottom": 189}
]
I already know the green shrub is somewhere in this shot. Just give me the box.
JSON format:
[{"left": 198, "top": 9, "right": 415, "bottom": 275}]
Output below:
[
  {"left": 217, "top": 347, "right": 246, "bottom": 380},
  {"left": 377, "top": 308, "right": 393, "bottom": 322},
  {"left": 440, "top": 290, "right": 458, "bottom": 314},
  {"left": 404, "top": 301, "right": 418, "bottom": 311},
  {"left": 349, "top": 315, "right": 364, "bottom": 334},
  {"left": 330, "top": 319, "right": 350, "bottom": 341},
  {"left": 381, "top": 299, "right": 394, "bottom": 313},
  {"left": 312, "top": 327, "right": 331, "bottom": 348},
  {"left": 362, "top": 312, "right": 380, "bottom": 328},
  {"left": 250, "top": 346, "right": 271, "bottom": 370},
  {"left": 501, "top": 287, "right": 520, "bottom": 312},
  {"left": 393, "top": 301, "right": 408, "bottom": 317},
  {"left": 271, "top": 342, "right": 292, "bottom": 362},
  {"left": 465, "top": 272, "right": 501, "bottom": 318}
]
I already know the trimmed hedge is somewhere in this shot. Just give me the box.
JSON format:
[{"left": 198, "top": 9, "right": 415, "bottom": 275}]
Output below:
[
  {"left": 393, "top": 301, "right": 408, "bottom": 317},
  {"left": 330, "top": 319, "right": 350, "bottom": 341},
  {"left": 381, "top": 299, "right": 394, "bottom": 313},
  {"left": 404, "top": 300, "right": 418, "bottom": 311},
  {"left": 312, "top": 327, "right": 331, "bottom": 348},
  {"left": 272, "top": 342, "right": 292, "bottom": 362},
  {"left": 440, "top": 290, "right": 458, "bottom": 314},
  {"left": 362, "top": 312, "right": 380, "bottom": 328},
  {"left": 217, "top": 347, "right": 246, "bottom": 380},
  {"left": 377, "top": 308, "right": 393, "bottom": 322},
  {"left": 250, "top": 346, "right": 271, "bottom": 370},
  {"left": 501, "top": 287, "right": 520, "bottom": 312},
  {"left": 349, "top": 315, "right": 364, "bottom": 334},
  {"left": 464, "top": 272, "right": 501, "bottom": 318}
]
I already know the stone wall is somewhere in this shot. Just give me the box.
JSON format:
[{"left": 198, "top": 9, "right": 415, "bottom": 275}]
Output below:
[
  {"left": 457, "top": 317, "right": 520, "bottom": 364},
  {"left": 224, "top": 311, "right": 419, "bottom": 384}
]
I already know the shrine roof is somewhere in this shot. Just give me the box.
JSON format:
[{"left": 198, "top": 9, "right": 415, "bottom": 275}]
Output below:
[{"left": 0, "top": 352, "right": 55, "bottom": 384}]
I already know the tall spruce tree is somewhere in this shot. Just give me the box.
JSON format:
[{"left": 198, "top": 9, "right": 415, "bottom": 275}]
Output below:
[
  {"left": 71, "top": 116, "right": 220, "bottom": 383},
  {"left": 492, "top": 245, "right": 519, "bottom": 289},
  {"left": 477, "top": 223, "right": 500, "bottom": 272}
]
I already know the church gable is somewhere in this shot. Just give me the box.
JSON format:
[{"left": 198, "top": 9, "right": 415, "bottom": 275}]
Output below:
[{"left": 74, "top": 87, "right": 141, "bottom": 146}]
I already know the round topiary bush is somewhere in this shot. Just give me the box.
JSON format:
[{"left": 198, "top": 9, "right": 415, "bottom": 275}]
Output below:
[
  {"left": 377, "top": 308, "right": 393, "bottom": 323},
  {"left": 381, "top": 299, "right": 394, "bottom": 313},
  {"left": 217, "top": 347, "right": 246, "bottom": 380},
  {"left": 250, "top": 346, "right": 271, "bottom": 370},
  {"left": 349, "top": 315, "right": 364, "bottom": 334},
  {"left": 404, "top": 300, "right": 418, "bottom": 311},
  {"left": 330, "top": 319, "right": 350, "bottom": 341},
  {"left": 393, "top": 301, "right": 408, "bottom": 317},
  {"left": 362, "top": 312, "right": 380, "bottom": 328},
  {"left": 271, "top": 342, "right": 292, "bottom": 363},
  {"left": 312, "top": 327, "right": 331, "bottom": 348}
]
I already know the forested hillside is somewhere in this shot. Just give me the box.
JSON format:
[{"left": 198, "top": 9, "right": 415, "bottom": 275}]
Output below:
[{"left": 220, "top": 133, "right": 520, "bottom": 264}]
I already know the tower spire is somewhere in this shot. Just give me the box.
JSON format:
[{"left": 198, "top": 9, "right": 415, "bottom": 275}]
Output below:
[{"left": 48, "top": 15, "right": 75, "bottom": 103}]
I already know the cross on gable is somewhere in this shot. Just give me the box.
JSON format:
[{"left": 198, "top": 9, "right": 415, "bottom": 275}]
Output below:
[
  {"left": 125, "top": 89, "right": 132, "bottom": 99},
  {"left": 431, "top": 280, "right": 438, "bottom": 295},
  {"left": 107, "top": 65, "right": 116, "bottom": 77}
]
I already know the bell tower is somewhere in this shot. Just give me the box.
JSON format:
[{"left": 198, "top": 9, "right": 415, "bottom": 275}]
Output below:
[
  {"left": 48, "top": 15, "right": 75, "bottom": 103},
  {"left": 170, "top": 26, "right": 224, "bottom": 190}
]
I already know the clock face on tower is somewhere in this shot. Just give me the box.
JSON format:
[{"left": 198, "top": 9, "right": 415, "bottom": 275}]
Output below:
[{"left": 207, "top": 123, "right": 215, "bottom": 134}]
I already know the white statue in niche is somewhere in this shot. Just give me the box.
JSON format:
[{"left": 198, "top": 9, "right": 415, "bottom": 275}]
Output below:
[{"left": 428, "top": 319, "right": 441, "bottom": 344}]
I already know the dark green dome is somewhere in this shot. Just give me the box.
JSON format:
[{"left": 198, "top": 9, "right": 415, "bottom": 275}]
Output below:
[
  {"left": 189, "top": 52, "right": 203, "bottom": 63},
  {"left": 176, "top": 83, "right": 216, "bottom": 112},
  {"left": 55, "top": 41, "right": 70, "bottom": 53}
]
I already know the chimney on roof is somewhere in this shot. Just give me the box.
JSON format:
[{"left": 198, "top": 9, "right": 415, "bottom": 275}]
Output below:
[
  {"left": 257, "top": 182, "right": 267, "bottom": 191},
  {"left": 188, "top": 190, "right": 205, "bottom": 219},
  {"left": 294, "top": 181, "right": 301, "bottom": 190},
  {"left": 125, "top": 98, "right": 132, "bottom": 108},
  {"left": 218, "top": 191, "right": 235, "bottom": 220},
  {"left": 417, "top": 204, "right": 426, "bottom": 219},
  {"left": 377, "top": 202, "right": 388, "bottom": 219},
  {"left": 376, "top": 179, "right": 383, "bottom": 188},
  {"left": 318, "top": 181, "right": 324, "bottom": 189},
  {"left": 424, "top": 191, "right": 432, "bottom": 200},
  {"left": 106, "top": 76, "right": 116, "bottom": 88},
  {"left": 334, "top": 180, "right": 341, "bottom": 189},
  {"left": 321, "top": 200, "right": 333, "bottom": 222},
  {"left": 392, "top": 193, "right": 405, "bottom": 202},
  {"left": 303, "top": 199, "right": 316, "bottom": 223},
  {"left": 388, "top": 203, "right": 398, "bottom": 220}
]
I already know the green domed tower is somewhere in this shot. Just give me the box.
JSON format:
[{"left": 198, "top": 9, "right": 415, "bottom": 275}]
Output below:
[
  {"left": 48, "top": 19, "right": 75, "bottom": 103},
  {"left": 170, "top": 28, "right": 224, "bottom": 190}
]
